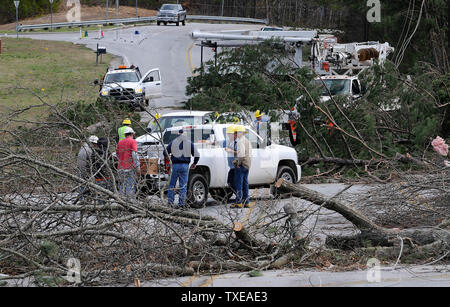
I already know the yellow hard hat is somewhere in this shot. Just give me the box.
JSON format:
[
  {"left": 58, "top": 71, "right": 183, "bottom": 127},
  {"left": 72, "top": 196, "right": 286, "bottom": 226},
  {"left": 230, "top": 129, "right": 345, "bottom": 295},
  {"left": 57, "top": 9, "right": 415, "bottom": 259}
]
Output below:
[
  {"left": 122, "top": 118, "right": 131, "bottom": 125},
  {"left": 255, "top": 110, "right": 263, "bottom": 118},
  {"left": 234, "top": 125, "right": 247, "bottom": 133},
  {"left": 226, "top": 125, "right": 236, "bottom": 134},
  {"left": 155, "top": 113, "right": 162, "bottom": 120}
]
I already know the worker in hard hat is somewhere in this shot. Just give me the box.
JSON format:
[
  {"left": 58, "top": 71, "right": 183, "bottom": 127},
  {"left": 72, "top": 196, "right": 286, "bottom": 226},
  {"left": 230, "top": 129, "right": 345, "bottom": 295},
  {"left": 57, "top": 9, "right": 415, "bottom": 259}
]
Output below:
[
  {"left": 146, "top": 113, "right": 163, "bottom": 134},
  {"left": 75, "top": 135, "right": 99, "bottom": 203},
  {"left": 118, "top": 118, "right": 132, "bottom": 142},
  {"left": 92, "top": 137, "right": 114, "bottom": 205},
  {"left": 116, "top": 127, "right": 140, "bottom": 200},
  {"left": 232, "top": 125, "right": 252, "bottom": 208},
  {"left": 253, "top": 110, "right": 268, "bottom": 145},
  {"left": 223, "top": 125, "right": 238, "bottom": 197}
]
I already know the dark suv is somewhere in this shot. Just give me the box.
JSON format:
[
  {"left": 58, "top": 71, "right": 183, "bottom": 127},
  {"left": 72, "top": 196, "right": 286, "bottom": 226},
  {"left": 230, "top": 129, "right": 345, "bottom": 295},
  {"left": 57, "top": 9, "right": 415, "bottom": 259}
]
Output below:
[{"left": 157, "top": 4, "right": 187, "bottom": 26}]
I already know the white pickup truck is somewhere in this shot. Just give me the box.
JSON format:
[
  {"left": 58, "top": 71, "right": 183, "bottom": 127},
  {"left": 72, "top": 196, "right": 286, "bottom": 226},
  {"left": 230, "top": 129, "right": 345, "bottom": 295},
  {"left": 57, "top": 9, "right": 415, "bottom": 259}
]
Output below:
[
  {"left": 158, "top": 124, "right": 302, "bottom": 208},
  {"left": 96, "top": 66, "right": 162, "bottom": 110}
]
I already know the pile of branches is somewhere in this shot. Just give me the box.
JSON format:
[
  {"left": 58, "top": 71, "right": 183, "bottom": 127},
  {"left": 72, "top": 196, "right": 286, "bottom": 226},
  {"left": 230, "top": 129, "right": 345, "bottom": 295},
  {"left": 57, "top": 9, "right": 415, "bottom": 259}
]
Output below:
[
  {"left": 0, "top": 100, "right": 313, "bottom": 286},
  {"left": 0, "top": 96, "right": 448, "bottom": 287}
]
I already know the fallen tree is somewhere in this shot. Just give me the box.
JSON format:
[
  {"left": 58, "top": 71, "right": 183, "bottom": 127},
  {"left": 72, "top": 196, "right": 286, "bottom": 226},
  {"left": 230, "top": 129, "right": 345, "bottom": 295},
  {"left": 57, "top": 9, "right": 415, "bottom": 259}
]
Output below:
[
  {"left": 1, "top": 88, "right": 448, "bottom": 286},
  {"left": 274, "top": 178, "right": 450, "bottom": 255}
]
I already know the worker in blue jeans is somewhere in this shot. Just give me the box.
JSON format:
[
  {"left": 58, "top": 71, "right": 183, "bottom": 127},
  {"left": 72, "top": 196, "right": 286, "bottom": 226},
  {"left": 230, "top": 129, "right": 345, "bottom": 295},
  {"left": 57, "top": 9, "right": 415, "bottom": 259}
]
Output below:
[
  {"left": 231, "top": 125, "right": 253, "bottom": 208},
  {"left": 165, "top": 129, "right": 200, "bottom": 208}
]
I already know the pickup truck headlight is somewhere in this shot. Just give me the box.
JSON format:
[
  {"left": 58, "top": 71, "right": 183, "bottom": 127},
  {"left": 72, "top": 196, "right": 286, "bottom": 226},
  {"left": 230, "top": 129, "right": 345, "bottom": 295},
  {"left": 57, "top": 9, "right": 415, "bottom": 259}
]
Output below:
[{"left": 101, "top": 89, "right": 109, "bottom": 96}]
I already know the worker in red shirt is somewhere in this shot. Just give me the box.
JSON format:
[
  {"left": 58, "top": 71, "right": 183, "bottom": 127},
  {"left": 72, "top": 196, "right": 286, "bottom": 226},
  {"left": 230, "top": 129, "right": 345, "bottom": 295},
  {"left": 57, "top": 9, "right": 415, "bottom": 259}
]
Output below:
[{"left": 116, "top": 127, "right": 140, "bottom": 200}]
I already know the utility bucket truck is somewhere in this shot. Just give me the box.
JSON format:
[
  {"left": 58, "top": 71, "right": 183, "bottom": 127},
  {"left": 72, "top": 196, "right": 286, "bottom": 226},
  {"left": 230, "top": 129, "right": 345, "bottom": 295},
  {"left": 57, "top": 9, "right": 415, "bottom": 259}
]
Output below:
[{"left": 311, "top": 35, "right": 394, "bottom": 103}]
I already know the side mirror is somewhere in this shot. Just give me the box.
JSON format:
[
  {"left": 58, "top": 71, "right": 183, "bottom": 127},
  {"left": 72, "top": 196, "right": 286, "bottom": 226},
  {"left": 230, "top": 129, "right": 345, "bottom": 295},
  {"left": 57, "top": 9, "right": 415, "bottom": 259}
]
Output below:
[
  {"left": 93, "top": 79, "right": 99, "bottom": 85},
  {"left": 146, "top": 127, "right": 153, "bottom": 134}
]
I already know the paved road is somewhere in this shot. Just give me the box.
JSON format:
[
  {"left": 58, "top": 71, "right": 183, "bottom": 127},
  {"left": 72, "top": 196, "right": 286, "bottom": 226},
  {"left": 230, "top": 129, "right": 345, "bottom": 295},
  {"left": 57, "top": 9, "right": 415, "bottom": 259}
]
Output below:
[
  {"left": 20, "top": 23, "right": 261, "bottom": 117},
  {"left": 143, "top": 265, "right": 450, "bottom": 287}
]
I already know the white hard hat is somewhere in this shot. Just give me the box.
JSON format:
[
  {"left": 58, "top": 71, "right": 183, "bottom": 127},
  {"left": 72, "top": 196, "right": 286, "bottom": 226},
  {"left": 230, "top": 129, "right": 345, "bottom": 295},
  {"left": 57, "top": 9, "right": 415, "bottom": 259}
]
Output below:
[
  {"left": 123, "top": 127, "right": 135, "bottom": 135},
  {"left": 88, "top": 135, "right": 99, "bottom": 143}
]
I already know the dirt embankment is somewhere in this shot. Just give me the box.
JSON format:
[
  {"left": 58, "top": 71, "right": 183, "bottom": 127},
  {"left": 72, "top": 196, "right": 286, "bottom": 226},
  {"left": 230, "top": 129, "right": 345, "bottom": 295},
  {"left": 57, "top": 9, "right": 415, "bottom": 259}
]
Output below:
[{"left": 0, "top": 4, "right": 157, "bottom": 31}]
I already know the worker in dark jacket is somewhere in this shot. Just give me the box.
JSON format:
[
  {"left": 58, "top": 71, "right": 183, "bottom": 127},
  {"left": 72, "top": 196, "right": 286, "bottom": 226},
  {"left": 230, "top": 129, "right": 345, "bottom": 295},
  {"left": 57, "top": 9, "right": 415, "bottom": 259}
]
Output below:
[
  {"left": 165, "top": 129, "right": 200, "bottom": 208},
  {"left": 75, "top": 135, "right": 99, "bottom": 203},
  {"left": 92, "top": 137, "right": 114, "bottom": 204}
]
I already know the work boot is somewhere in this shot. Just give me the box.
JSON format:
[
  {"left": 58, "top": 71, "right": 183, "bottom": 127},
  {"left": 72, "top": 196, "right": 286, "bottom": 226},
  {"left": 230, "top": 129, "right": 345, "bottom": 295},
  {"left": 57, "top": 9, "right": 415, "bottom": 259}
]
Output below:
[
  {"left": 244, "top": 203, "right": 251, "bottom": 208},
  {"left": 231, "top": 203, "right": 243, "bottom": 208}
]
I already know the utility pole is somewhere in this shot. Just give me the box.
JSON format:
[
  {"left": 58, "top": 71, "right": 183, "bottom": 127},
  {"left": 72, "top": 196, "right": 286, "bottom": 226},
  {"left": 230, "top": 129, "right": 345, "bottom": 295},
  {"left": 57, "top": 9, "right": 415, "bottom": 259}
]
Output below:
[
  {"left": 116, "top": 0, "right": 119, "bottom": 18},
  {"left": 49, "top": 0, "right": 53, "bottom": 32},
  {"left": 14, "top": 1, "right": 20, "bottom": 39},
  {"left": 136, "top": 0, "right": 138, "bottom": 18},
  {"left": 221, "top": 0, "right": 224, "bottom": 16},
  {"left": 106, "top": 0, "right": 109, "bottom": 20},
  {"left": 265, "top": 0, "right": 270, "bottom": 24}
]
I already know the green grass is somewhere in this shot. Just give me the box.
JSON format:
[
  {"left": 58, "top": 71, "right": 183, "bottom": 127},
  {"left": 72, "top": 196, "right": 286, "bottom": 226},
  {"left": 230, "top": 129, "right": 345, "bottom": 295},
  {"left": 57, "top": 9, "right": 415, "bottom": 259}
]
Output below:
[{"left": 0, "top": 37, "right": 113, "bottom": 120}]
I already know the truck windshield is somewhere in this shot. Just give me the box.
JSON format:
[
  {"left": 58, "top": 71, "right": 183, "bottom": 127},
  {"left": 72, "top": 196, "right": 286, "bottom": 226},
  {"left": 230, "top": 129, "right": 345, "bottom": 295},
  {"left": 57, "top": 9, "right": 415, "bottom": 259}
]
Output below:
[
  {"left": 148, "top": 116, "right": 197, "bottom": 133},
  {"left": 104, "top": 72, "right": 139, "bottom": 83},
  {"left": 161, "top": 4, "right": 177, "bottom": 10},
  {"left": 315, "top": 79, "right": 351, "bottom": 96},
  {"left": 163, "top": 129, "right": 214, "bottom": 144}
]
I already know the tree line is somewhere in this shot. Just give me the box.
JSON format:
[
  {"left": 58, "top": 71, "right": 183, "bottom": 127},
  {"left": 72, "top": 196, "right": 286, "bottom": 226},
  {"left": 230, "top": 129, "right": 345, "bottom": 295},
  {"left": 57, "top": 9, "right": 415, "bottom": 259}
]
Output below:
[{"left": 0, "top": 0, "right": 62, "bottom": 24}]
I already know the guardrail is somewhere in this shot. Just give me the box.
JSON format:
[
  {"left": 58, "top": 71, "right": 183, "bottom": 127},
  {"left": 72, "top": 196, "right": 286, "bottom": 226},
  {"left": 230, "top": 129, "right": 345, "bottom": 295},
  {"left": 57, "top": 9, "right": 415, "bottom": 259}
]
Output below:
[
  {"left": 17, "top": 16, "right": 157, "bottom": 31},
  {"left": 17, "top": 15, "right": 268, "bottom": 31},
  {"left": 187, "top": 15, "right": 268, "bottom": 24}
]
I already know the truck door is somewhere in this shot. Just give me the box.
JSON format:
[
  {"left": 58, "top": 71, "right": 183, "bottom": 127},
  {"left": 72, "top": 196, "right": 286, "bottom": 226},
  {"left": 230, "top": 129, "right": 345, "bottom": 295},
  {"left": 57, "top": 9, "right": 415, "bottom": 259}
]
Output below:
[
  {"left": 351, "top": 79, "right": 361, "bottom": 100},
  {"left": 141, "top": 68, "right": 162, "bottom": 98},
  {"left": 246, "top": 129, "right": 274, "bottom": 185}
]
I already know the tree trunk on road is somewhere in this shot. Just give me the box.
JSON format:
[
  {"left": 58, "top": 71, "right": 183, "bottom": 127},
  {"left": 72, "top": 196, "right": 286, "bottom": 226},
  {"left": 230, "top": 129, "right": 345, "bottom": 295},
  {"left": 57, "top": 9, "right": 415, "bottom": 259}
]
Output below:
[{"left": 274, "top": 179, "right": 450, "bottom": 250}]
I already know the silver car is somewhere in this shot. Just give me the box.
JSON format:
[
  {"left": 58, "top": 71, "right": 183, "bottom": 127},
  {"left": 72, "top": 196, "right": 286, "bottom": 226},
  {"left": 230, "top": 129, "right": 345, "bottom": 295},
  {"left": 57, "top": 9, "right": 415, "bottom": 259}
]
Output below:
[{"left": 157, "top": 4, "right": 187, "bottom": 26}]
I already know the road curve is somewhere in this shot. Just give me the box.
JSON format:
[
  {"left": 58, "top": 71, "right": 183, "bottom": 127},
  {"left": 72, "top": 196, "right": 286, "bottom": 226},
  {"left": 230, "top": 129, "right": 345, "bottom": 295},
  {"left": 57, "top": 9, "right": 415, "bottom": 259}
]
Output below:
[{"left": 20, "top": 23, "right": 261, "bottom": 114}]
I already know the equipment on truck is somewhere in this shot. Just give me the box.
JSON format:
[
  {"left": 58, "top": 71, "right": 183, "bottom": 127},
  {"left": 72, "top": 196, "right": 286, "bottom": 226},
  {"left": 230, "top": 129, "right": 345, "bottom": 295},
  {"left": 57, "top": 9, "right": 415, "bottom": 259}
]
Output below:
[
  {"left": 190, "top": 29, "right": 394, "bottom": 146},
  {"left": 311, "top": 34, "right": 394, "bottom": 76}
]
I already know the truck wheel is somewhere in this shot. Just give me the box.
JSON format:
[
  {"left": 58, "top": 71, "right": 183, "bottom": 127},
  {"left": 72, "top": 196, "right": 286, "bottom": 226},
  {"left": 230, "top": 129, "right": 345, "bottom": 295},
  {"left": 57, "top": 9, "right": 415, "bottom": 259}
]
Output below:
[
  {"left": 210, "top": 188, "right": 232, "bottom": 204},
  {"left": 271, "top": 166, "right": 296, "bottom": 197},
  {"left": 187, "top": 173, "right": 209, "bottom": 208},
  {"left": 164, "top": 22, "right": 167, "bottom": 26},
  {"left": 157, "top": 21, "right": 160, "bottom": 26},
  {"left": 176, "top": 21, "right": 180, "bottom": 26}
]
